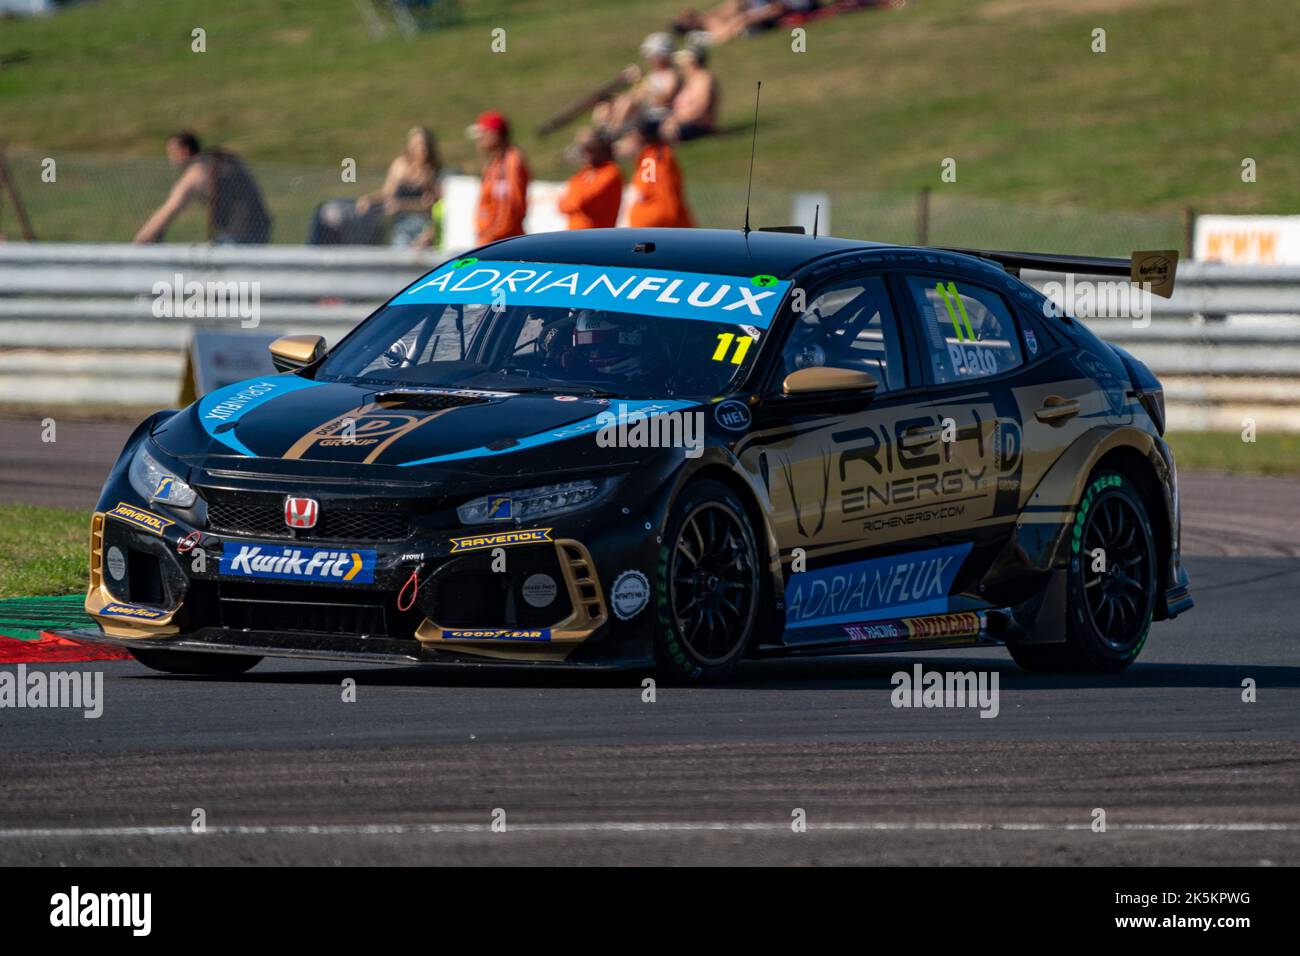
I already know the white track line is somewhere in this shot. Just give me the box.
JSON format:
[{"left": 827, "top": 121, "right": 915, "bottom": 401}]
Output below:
[{"left": 1, "top": 822, "right": 1297, "bottom": 839}]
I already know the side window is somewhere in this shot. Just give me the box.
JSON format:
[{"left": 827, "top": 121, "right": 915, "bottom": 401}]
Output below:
[
  {"left": 777, "top": 276, "right": 906, "bottom": 393},
  {"left": 906, "top": 276, "right": 1023, "bottom": 385}
]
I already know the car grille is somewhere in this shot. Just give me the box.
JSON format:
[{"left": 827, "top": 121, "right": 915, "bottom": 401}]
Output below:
[
  {"left": 207, "top": 502, "right": 411, "bottom": 541},
  {"left": 212, "top": 582, "right": 422, "bottom": 638}
]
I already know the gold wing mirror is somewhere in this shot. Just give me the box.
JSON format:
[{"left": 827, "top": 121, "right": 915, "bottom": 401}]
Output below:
[
  {"left": 782, "top": 366, "right": 879, "bottom": 396},
  {"left": 269, "top": 334, "right": 325, "bottom": 372}
]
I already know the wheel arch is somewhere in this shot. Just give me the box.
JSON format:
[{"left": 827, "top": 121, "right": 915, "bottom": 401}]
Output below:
[{"left": 672, "top": 459, "right": 786, "bottom": 647}]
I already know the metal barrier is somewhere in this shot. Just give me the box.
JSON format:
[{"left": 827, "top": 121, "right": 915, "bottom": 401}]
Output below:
[{"left": 0, "top": 243, "right": 1297, "bottom": 429}]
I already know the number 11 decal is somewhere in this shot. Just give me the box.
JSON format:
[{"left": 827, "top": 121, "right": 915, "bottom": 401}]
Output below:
[{"left": 712, "top": 332, "right": 754, "bottom": 364}]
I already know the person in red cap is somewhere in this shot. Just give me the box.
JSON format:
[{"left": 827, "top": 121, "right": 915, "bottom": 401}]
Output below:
[
  {"left": 558, "top": 128, "right": 624, "bottom": 230},
  {"left": 470, "top": 110, "right": 531, "bottom": 244}
]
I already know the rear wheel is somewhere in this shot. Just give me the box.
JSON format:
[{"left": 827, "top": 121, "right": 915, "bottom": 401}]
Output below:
[
  {"left": 131, "top": 648, "right": 262, "bottom": 676},
  {"left": 653, "top": 480, "right": 762, "bottom": 682},
  {"left": 1010, "top": 471, "right": 1157, "bottom": 674}
]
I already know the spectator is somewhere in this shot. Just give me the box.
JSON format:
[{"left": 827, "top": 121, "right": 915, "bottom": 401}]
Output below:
[
  {"left": 661, "top": 44, "right": 719, "bottom": 142},
  {"left": 594, "top": 33, "right": 680, "bottom": 134},
  {"left": 672, "top": 1, "right": 814, "bottom": 44},
  {"left": 355, "top": 126, "right": 442, "bottom": 246},
  {"left": 626, "top": 119, "right": 695, "bottom": 229},
  {"left": 470, "top": 110, "right": 530, "bottom": 244},
  {"left": 558, "top": 128, "right": 624, "bottom": 230},
  {"left": 134, "top": 131, "right": 272, "bottom": 244}
]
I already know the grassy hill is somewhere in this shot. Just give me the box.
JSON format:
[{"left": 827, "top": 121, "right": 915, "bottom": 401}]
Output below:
[{"left": 2, "top": 0, "right": 1297, "bottom": 249}]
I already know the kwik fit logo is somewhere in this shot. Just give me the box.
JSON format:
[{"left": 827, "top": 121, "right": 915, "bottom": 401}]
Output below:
[{"left": 221, "top": 544, "right": 376, "bottom": 583}]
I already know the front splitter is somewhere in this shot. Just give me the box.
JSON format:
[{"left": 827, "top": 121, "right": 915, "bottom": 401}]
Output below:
[{"left": 50, "top": 627, "right": 651, "bottom": 672}]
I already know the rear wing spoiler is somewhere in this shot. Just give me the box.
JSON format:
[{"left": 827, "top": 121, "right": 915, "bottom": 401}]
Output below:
[{"left": 941, "top": 247, "right": 1179, "bottom": 298}]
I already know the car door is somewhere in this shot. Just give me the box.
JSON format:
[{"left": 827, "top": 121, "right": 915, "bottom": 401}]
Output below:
[
  {"left": 896, "top": 272, "right": 1039, "bottom": 573},
  {"left": 740, "top": 271, "right": 972, "bottom": 641}
]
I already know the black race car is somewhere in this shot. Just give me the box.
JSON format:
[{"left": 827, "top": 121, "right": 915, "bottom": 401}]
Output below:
[{"left": 65, "top": 228, "right": 1192, "bottom": 680}]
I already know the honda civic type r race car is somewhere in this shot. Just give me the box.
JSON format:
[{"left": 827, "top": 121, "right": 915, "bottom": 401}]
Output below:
[{"left": 65, "top": 228, "right": 1193, "bottom": 680}]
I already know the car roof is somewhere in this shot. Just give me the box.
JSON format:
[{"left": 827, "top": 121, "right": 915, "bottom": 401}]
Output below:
[{"left": 472, "top": 228, "right": 895, "bottom": 279}]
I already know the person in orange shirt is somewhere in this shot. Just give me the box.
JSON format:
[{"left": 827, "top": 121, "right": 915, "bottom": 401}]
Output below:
[
  {"left": 626, "top": 119, "right": 695, "bottom": 229},
  {"left": 558, "top": 129, "right": 624, "bottom": 230},
  {"left": 470, "top": 110, "right": 530, "bottom": 244}
]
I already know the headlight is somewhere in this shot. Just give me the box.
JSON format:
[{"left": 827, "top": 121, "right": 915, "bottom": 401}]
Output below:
[
  {"left": 456, "top": 478, "right": 618, "bottom": 524},
  {"left": 128, "top": 445, "right": 197, "bottom": 508}
]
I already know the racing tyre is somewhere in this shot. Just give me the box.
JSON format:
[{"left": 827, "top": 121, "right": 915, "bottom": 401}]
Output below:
[
  {"left": 654, "top": 480, "right": 762, "bottom": 682},
  {"left": 130, "top": 648, "right": 262, "bottom": 676},
  {"left": 1010, "top": 471, "right": 1157, "bottom": 674}
]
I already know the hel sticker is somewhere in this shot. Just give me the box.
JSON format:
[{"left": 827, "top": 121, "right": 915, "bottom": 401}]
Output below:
[
  {"left": 443, "top": 628, "right": 551, "bottom": 641},
  {"left": 100, "top": 602, "right": 168, "bottom": 621},
  {"left": 1025, "top": 328, "right": 1039, "bottom": 354},
  {"left": 552, "top": 395, "right": 579, "bottom": 402},
  {"left": 713, "top": 399, "right": 752, "bottom": 432},
  {"left": 105, "top": 546, "right": 127, "bottom": 581},
  {"left": 402, "top": 260, "right": 790, "bottom": 329},
  {"left": 177, "top": 530, "right": 202, "bottom": 554},
  {"left": 610, "top": 569, "right": 651, "bottom": 621},
  {"left": 449, "top": 528, "right": 552, "bottom": 553},
  {"left": 522, "top": 573, "right": 558, "bottom": 608},
  {"left": 220, "top": 545, "right": 377, "bottom": 583},
  {"left": 784, "top": 543, "right": 972, "bottom": 630},
  {"left": 106, "top": 503, "right": 174, "bottom": 537},
  {"left": 488, "top": 497, "right": 513, "bottom": 520}
]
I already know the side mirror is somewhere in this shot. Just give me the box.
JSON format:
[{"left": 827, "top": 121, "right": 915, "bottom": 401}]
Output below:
[
  {"left": 782, "top": 366, "right": 879, "bottom": 397},
  {"left": 269, "top": 334, "right": 325, "bottom": 372}
]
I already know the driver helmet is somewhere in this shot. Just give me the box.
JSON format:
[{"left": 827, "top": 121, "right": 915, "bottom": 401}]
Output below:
[{"left": 569, "top": 310, "right": 648, "bottom": 377}]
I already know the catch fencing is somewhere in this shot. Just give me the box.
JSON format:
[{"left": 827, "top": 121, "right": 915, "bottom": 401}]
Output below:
[{"left": 0, "top": 242, "right": 1296, "bottom": 431}]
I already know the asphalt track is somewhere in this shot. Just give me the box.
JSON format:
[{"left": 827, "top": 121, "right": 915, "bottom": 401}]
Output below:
[{"left": 1, "top": 418, "right": 1298, "bottom": 865}]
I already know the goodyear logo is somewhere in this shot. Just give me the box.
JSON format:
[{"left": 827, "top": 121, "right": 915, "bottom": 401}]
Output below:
[
  {"left": 100, "top": 602, "right": 168, "bottom": 621},
  {"left": 449, "top": 528, "right": 552, "bottom": 553},
  {"left": 443, "top": 629, "right": 551, "bottom": 642},
  {"left": 221, "top": 545, "right": 377, "bottom": 583},
  {"left": 106, "top": 503, "right": 174, "bottom": 537}
]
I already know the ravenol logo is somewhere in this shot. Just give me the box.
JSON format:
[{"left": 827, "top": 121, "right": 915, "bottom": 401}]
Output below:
[
  {"left": 106, "top": 503, "right": 174, "bottom": 537},
  {"left": 443, "top": 629, "right": 551, "bottom": 641},
  {"left": 488, "top": 497, "right": 512, "bottom": 520},
  {"left": 221, "top": 545, "right": 377, "bottom": 583},
  {"left": 100, "top": 602, "right": 168, "bottom": 621},
  {"left": 449, "top": 528, "right": 552, "bottom": 554}
]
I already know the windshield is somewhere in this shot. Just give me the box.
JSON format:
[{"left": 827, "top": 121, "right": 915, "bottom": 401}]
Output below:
[{"left": 317, "top": 259, "right": 790, "bottom": 399}]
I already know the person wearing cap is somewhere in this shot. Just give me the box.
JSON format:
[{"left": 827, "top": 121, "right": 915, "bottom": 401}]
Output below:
[
  {"left": 470, "top": 110, "right": 530, "bottom": 244},
  {"left": 661, "top": 44, "right": 719, "bottom": 142},
  {"left": 594, "top": 32, "right": 681, "bottom": 134},
  {"left": 557, "top": 128, "right": 624, "bottom": 230},
  {"left": 626, "top": 119, "right": 695, "bottom": 229}
]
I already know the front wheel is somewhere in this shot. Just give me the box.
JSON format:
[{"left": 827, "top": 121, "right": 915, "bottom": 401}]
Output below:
[
  {"left": 1010, "top": 471, "right": 1157, "bottom": 674},
  {"left": 131, "top": 648, "right": 262, "bottom": 676},
  {"left": 653, "top": 480, "right": 763, "bottom": 682}
]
